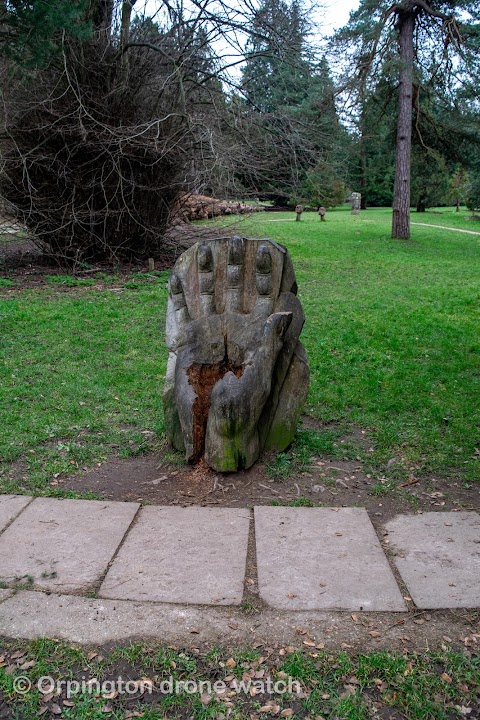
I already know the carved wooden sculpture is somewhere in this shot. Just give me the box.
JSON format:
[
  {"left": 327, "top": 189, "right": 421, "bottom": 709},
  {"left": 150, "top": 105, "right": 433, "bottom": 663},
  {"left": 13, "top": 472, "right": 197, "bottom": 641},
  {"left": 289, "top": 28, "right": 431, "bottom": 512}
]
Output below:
[{"left": 163, "top": 237, "right": 310, "bottom": 472}]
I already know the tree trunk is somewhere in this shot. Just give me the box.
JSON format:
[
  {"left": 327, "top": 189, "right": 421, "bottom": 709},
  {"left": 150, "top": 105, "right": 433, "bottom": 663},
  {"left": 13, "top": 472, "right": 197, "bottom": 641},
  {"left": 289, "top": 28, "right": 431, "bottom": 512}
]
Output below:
[
  {"left": 120, "top": 0, "right": 135, "bottom": 50},
  {"left": 118, "top": 0, "right": 136, "bottom": 81},
  {"left": 392, "top": 9, "right": 415, "bottom": 239},
  {"left": 360, "top": 131, "right": 367, "bottom": 209},
  {"left": 91, "top": 0, "right": 114, "bottom": 44}
]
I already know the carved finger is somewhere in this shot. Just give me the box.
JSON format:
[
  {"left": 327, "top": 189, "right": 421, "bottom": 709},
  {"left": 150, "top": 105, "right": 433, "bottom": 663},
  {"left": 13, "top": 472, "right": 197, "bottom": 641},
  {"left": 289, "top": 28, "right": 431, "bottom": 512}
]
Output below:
[
  {"left": 198, "top": 243, "right": 215, "bottom": 316},
  {"left": 254, "top": 243, "right": 273, "bottom": 316},
  {"left": 169, "top": 273, "right": 190, "bottom": 327},
  {"left": 226, "top": 236, "right": 244, "bottom": 313}
]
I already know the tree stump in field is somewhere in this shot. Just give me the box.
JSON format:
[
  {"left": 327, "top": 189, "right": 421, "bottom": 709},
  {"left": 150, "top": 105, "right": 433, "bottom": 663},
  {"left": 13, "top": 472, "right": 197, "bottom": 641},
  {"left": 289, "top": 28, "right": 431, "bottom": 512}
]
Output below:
[
  {"left": 350, "top": 192, "right": 361, "bottom": 215},
  {"left": 295, "top": 204, "right": 304, "bottom": 221},
  {"left": 163, "top": 236, "right": 310, "bottom": 472}
]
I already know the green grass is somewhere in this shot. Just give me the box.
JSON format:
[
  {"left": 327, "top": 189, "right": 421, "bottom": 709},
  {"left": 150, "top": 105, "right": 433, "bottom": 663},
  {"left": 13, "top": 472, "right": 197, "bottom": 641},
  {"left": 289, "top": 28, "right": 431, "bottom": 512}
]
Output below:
[
  {"left": 0, "top": 272, "right": 170, "bottom": 494},
  {"left": 0, "top": 640, "right": 478, "bottom": 719},
  {"left": 232, "top": 206, "right": 479, "bottom": 481},
  {"left": 0, "top": 206, "right": 479, "bottom": 493},
  {"left": 409, "top": 205, "right": 480, "bottom": 230}
]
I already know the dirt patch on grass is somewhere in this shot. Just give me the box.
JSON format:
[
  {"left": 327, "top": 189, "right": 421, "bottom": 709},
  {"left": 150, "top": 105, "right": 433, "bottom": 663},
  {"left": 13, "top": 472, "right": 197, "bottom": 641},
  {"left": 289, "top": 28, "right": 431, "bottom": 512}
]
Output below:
[
  {"left": 0, "top": 221, "right": 246, "bottom": 290},
  {"left": 60, "top": 444, "right": 478, "bottom": 530}
]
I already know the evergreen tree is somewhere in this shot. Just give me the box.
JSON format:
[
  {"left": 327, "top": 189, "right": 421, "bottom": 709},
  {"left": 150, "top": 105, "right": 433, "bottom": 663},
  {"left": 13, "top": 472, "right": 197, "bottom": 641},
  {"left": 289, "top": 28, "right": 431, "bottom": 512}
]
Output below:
[
  {"left": 334, "top": 0, "right": 480, "bottom": 238},
  {"left": 0, "top": 0, "right": 91, "bottom": 66},
  {"left": 239, "top": 2, "right": 347, "bottom": 204}
]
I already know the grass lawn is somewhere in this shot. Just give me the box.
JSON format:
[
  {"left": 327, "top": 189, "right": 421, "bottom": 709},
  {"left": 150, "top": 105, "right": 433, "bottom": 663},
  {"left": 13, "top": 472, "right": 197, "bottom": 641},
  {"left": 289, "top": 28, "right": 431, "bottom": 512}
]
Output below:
[
  {"left": 232, "top": 206, "right": 480, "bottom": 483},
  {"left": 0, "top": 271, "right": 170, "bottom": 495},
  {"left": 1, "top": 206, "right": 479, "bottom": 494}
]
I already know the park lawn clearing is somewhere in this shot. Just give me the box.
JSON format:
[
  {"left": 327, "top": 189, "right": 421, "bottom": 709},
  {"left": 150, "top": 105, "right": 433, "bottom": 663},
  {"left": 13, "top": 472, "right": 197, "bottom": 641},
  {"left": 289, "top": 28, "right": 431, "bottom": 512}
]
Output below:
[
  {"left": 0, "top": 206, "right": 479, "bottom": 496},
  {"left": 230, "top": 206, "right": 480, "bottom": 483},
  {"left": 0, "top": 274, "right": 170, "bottom": 495},
  {"left": 0, "top": 639, "right": 479, "bottom": 720}
]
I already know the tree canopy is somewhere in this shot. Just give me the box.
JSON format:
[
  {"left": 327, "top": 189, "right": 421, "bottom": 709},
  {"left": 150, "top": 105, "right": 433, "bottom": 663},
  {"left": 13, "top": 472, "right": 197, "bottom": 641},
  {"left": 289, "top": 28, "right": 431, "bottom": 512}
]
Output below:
[{"left": 0, "top": 0, "right": 479, "bottom": 262}]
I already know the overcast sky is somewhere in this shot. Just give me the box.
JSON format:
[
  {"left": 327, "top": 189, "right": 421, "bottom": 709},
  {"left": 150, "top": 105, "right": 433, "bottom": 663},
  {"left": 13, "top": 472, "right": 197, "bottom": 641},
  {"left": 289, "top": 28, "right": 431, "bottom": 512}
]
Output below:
[{"left": 321, "top": 0, "right": 359, "bottom": 31}]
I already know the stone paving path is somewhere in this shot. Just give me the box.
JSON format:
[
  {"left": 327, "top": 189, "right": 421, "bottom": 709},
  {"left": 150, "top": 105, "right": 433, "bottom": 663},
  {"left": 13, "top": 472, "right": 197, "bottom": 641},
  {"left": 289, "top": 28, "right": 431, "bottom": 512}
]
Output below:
[{"left": 0, "top": 494, "right": 478, "bottom": 643}]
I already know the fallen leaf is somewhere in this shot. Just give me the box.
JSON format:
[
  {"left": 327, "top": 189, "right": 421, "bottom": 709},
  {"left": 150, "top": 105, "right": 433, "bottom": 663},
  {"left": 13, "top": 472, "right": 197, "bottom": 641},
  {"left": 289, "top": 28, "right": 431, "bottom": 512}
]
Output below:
[
  {"left": 369, "top": 631, "right": 381, "bottom": 638},
  {"left": 20, "top": 660, "right": 35, "bottom": 670},
  {"left": 441, "top": 673, "right": 453, "bottom": 684},
  {"left": 10, "top": 651, "right": 27, "bottom": 660},
  {"left": 102, "top": 691, "right": 118, "bottom": 701},
  {"left": 280, "top": 710, "right": 294, "bottom": 718},
  {"left": 225, "top": 658, "right": 236, "bottom": 668}
]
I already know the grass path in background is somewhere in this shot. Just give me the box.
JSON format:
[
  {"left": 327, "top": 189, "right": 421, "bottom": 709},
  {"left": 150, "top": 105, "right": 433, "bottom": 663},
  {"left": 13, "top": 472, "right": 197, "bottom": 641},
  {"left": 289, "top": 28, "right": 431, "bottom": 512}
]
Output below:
[{"left": 411, "top": 222, "right": 480, "bottom": 235}]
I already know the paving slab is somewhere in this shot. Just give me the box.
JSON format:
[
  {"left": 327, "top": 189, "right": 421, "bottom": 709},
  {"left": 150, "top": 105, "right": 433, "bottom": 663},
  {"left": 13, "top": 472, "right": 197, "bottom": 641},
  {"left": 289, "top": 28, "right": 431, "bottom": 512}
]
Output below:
[
  {"left": 100, "top": 506, "right": 250, "bottom": 605},
  {"left": 0, "top": 495, "right": 32, "bottom": 533},
  {"left": 0, "top": 590, "right": 468, "bottom": 649},
  {"left": 254, "top": 506, "right": 406, "bottom": 611},
  {"left": 0, "top": 498, "right": 139, "bottom": 593},
  {"left": 385, "top": 512, "right": 480, "bottom": 609}
]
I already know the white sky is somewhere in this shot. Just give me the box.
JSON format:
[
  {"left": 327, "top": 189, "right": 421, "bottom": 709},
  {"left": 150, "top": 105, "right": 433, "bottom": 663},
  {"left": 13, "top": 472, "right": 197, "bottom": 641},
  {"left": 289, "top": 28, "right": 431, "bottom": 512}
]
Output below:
[{"left": 320, "top": 0, "right": 360, "bottom": 32}]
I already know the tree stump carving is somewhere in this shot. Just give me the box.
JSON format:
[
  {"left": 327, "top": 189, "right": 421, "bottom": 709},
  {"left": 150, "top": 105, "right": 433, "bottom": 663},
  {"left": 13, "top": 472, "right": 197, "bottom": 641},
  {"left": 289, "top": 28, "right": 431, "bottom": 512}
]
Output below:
[{"left": 163, "top": 236, "right": 310, "bottom": 472}]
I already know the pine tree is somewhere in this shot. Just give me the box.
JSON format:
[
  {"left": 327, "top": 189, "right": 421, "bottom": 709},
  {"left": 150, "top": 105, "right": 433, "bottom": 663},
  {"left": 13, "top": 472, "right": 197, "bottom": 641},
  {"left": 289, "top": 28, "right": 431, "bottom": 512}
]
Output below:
[{"left": 334, "top": 0, "right": 480, "bottom": 238}]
